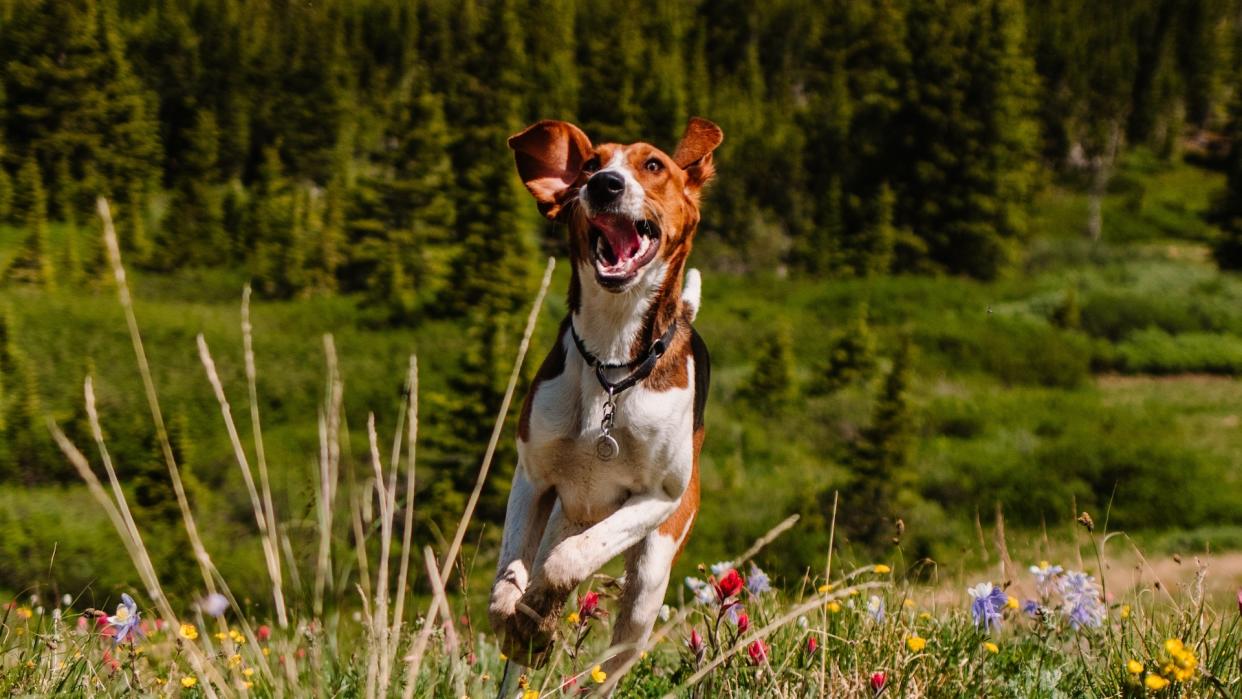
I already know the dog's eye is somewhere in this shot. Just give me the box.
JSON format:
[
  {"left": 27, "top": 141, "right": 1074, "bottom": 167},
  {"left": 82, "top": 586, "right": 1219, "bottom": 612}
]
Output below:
[
  {"left": 644, "top": 158, "right": 663, "bottom": 173},
  {"left": 583, "top": 156, "right": 601, "bottom": 174}
]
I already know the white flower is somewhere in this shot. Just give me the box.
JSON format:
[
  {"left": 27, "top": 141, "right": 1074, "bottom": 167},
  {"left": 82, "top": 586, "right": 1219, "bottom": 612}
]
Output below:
[
  {"left": 797, "top": 615, "right": 809, "bottom": 629},
  {"left": 658, "top": 604, "right": 671, "bottom": 622},
  {"left": 709, "top": 561, "right": 734, "bottom": 577},
  {"left": 62, "top": 594, "right": 73, "bottom": 607},
  {"left": 967, "top": 582, "right": 995, "bottom": 600},
  {"left": 684, "top": 577, "right": 716, "bottom": 606},
  {"left": 198, "top": 593, "right": 229, "bottom": 618}
]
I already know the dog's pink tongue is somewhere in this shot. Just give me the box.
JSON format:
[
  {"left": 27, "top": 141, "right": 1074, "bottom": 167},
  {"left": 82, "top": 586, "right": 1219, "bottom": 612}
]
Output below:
[{"left": 595, "top": 215, "right": 640, "bottom": 261}]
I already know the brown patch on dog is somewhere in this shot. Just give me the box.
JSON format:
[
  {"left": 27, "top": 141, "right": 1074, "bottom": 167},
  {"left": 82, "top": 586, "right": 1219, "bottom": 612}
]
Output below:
[
  {"left": 517, "top": 318, "right": 569, "bottom": 442},
  {"left": 659, "top": 425, "right": 704, "bottom": 562}
]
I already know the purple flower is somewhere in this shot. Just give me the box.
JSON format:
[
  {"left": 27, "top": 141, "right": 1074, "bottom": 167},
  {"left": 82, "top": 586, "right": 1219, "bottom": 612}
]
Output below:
[
  {"left": 1029, "top": 561, "right": 1063, "bottom": 597},
  {"left": 1021, "top": 600, "right": 1041, "bottom": 617},
  {"left": 967, "top": 582, "right": 1008, "bottom": 631},
  {"left": 1060, "top": 571, "right": 1105, "bottom": 629},
  {"left": 106, "top": 594, "right": 143, "bottom": 645},
  {"left": 747, "top": 564, "right": 771, "bottom": 595},
  {"left": 685, "top": 577, "right": 715, "bottom": 606},
  {"left": 726, "top": 603, "right": 746, "bottom": 624},
  {"left": 199, "top": 593, "right": 229, "bottom": 618}
]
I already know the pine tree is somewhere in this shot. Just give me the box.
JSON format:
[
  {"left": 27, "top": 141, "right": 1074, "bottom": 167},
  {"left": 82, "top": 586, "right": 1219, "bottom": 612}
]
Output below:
[
  {"left": 160, "top": 109, "right": 226, "bottom": 268},
  {"left": 820, "top": 304, "right": 879, "bottom": 392},
  {"left": 1212, "top": 89, "right": 1242, "bottom": 269},
  {"left": 741, "top": 327, "right": 796, "bottom": 411},
  {"left": 841, "top": 338, "right": 914, "bottom": 548},
  {"left": 6, "top": 157, "right": 54, "bottom": 288}
]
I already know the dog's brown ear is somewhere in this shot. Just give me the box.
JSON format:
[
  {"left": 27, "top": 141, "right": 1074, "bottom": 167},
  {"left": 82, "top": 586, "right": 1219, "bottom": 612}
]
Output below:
[
  {"left": 673, "top": 117, "right": 723, "bottom": 189},
  {"left": 509, "top": 120, "right": 593, "bottom": 219}
]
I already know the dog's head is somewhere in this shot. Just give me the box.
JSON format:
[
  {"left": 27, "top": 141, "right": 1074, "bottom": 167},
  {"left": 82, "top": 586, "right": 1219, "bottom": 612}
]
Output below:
[{"left": 509, "top": 118, "right": 722, "bottom": 292}]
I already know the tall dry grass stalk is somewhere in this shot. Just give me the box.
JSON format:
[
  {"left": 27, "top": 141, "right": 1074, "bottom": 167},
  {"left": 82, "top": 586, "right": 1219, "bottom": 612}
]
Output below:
[
  {"left": 387, "top": 356, "right": 419, "bottom": 684},
  {"left": 401, "top": 257, "right": 556, "bottom": 698},
  {"left": 241, "top": 285, "right": 288, "bottom": 628},
  {"left": 314, "top": 334, "right": 344, "bottom": 618},
  {"left": 96, "top": 197, "right": 218, "bottom": 598},
  {"left": 196, "top": 334, "right": 287, "bottom": 633}
]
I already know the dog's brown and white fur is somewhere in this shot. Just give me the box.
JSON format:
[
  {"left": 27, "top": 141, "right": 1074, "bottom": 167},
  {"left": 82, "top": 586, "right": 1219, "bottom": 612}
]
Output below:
[{"left": 489, "top": 118, "right": 722, "bottom": 691}]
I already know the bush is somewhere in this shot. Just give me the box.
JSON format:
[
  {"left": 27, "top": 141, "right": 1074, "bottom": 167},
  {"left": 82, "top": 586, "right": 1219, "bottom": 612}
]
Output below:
[
  {"left": 919, "top": 317, "right": 1091, "bottom": 388},
  {"left": 1078, "top": 289, "right": 1242, "bottom": 341},
  {"left": 1114, "top": 329, "right": 1242, "bottom": 374}
]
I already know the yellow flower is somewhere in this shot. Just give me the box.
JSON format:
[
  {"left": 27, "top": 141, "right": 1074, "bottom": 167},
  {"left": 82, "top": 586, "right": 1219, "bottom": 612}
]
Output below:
[
  {"left": 242, "top": 668, "right": 255, "bottom": 677},
  {"left": 243, "top": 681, "right": 253, "bottom": 690},
  {"left": 1120, "top": 604, "right": 1132, "bottom": 620},
  {"left": 179, "top": 623, "right": 198, "bottom": 641},
  {"left": 906, "top": 635, "right": 927, "bottom": 652},
  {"left": 16, "top": 607, "right": 33, "bottom": 620},
  {"left": 181, "top": 676, "right": 198, "bottom": 688},
  {"left": 229, "top": 653, "right": 242, "bottom": 668},
  {"left": 874, "top": 564, "right": 892, "bottom": 574},
  {"left": 1163, "top": 638, "right": 1183, "bottom": 655},
  {"left": 566, "top": 612, "right": 580, "bottom": 625},
  {"left": 155, "top": 677, "right": 166, "bottom": 686},
  {"left": 214, "top": 631, "right": 228, "bottom": 641},
  {"left": 262, "top": 647, "right": 270, "bottom": 657},
  {"left": 1006, "top": 596, "right": 1019, "bottom": 610},
  {"left": 1127, "top": 659, "right": 1144, "bottom": 675},
  {"left": 499, "top": 653, "right": 507, "bottom": 661},
  {"left": 983, "top": 642, "right": 999, "bottom": 654},
  {"left": 918, "top": 611, "right": 932, "bottom": 620},
  {"left": 817, "top": 583, "right": 833, "bottom": 594},
  {"left": 590, "top": 665, "right": 607, "bottom": 684},
  {"left": 229, "top": 629, "right": 246, "bottom": 644},
  {"left": 1144, "top": 675, "right": 1169, "bottom": 691},
  {"left": 522, "top": 691, "right": 539, "bottom": 699},
  {"left": 826, "top": 601, "right": 842, "bottom": 614},
  {"left": 903, "top": 598, "right": 915, "bottom": 609},
  {"left": 14, "top": 627, "right": 24, "bottom": 636}
]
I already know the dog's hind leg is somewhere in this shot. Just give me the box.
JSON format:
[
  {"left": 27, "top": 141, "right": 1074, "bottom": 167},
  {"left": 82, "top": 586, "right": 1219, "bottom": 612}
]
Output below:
[{"left": 596, "top": 531, "right": 680, "bottom": 695}]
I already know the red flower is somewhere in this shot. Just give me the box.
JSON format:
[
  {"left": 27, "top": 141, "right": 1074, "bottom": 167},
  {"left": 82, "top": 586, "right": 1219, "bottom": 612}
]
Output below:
[
  {"left": 806, "top": 636, "right": 819, "bottom": 654},
  {"left": 257, "top": 624, "right": 271, "bottom": 642},
  {"left": 1236, "top": 588, "right": 1241, "bottom": 616},
  {"left": 578, "top": 591, "right": 602, "bottom": 620},
  {"left": 714, "top": 569, "right": 745, "bottom": 602},
  {"left": 870, "top": 671, "right": 887, "bottom": 694},
  {"left": 747, "top": 639, "right": 769, "bottom": 665},
  {"left": 735, "top": 612, "right": 750, "bottom": 634},
  {"left": 561, "top": 675, "right": 578, "bottom": 693},
  {"left": 687, "top": 628, "right": 706, "bottom": 660},
  {"left": 101, "top": 649, "right": 120, "bottom": 673}
]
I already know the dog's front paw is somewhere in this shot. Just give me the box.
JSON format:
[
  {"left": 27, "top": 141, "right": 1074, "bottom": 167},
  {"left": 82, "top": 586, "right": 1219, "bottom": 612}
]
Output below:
[
  {"left": 499, "top": 585, "right": 565, "bottom": 668},
  {"left": 488, "top": 576, "right": 524, "bottom": 635}
]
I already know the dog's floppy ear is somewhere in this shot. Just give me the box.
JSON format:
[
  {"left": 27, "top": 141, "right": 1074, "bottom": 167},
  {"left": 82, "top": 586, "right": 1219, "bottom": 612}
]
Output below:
[
  {"left": 509, "top": 120, "right": 593, "bottom": 219},
  {"left": 673, "top": 117, "right": 723, "bottom": 189}
]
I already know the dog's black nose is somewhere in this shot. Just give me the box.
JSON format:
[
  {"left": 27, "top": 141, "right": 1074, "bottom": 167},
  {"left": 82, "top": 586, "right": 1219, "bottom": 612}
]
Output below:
[{"left": 587, "top": 171, "right": 625, "bottom": 202}]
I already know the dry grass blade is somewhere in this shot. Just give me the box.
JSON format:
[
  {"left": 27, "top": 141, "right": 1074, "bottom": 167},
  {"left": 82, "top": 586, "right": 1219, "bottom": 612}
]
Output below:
[
  {"left": 314, "top": 334, "right": 344, "bottom": 617},
  {"left": 197, "top": 334, "right": 287, "bottom": 629},
  {"left": 387, "top": 355, "right": 419, "bottom": 687},
  {"left": 241, "top": 284, "right": 288, "bottom": 628},
  {"left": 97, "top": 196, "right": 218, "bottom": 597},
  {"left": 401, "top": 257, "right": 556, "bottom": 699}
]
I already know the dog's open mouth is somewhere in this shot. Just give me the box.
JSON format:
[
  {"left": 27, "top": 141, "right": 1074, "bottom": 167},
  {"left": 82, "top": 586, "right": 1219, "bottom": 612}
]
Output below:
[{"left": 589, "top": 214, "right": 660, "bottom": 288}]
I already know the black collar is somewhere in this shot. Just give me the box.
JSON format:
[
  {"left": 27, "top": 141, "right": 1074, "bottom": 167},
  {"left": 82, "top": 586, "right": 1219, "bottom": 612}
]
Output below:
[{"left": 570, "top": 318, "right": 679, "bottom": 396}]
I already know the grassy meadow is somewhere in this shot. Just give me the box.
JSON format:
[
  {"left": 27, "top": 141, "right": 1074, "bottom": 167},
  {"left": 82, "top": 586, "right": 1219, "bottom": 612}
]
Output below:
[{"left": 3, "top": 151, "right": 1242, "bottom": 697}]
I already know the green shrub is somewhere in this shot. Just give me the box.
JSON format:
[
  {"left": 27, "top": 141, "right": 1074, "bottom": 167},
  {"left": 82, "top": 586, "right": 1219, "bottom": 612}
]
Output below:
[
  {"left": 1115, "top": 329, "right": 1242, "bottom": 374},
  {"left": 918, "top": 317, "right": 1091, "bottom": 388}
]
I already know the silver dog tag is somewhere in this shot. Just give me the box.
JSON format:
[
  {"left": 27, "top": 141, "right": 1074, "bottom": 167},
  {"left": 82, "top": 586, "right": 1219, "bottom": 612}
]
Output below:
[{"left": 595, "top": 433, "right": 619, "bottom": 461}]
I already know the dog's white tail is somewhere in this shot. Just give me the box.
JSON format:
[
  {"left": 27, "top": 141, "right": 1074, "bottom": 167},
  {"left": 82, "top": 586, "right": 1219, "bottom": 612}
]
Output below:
[{"left": 682, "top": 268, "right": 702, "bottom": 322}]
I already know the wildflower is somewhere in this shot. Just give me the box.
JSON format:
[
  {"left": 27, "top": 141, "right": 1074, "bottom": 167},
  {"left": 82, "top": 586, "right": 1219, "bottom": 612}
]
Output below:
[
  {"left": 578, "top": 591, "right": 601, "bottom": 619},
  {"left": 710, "top": 561, "right": 734, "bottom": 577},
  {"left": 906, "top": 635, "right": 926, "bottom": 652},
  {"left": 179, "top": 623, "right": 198, "bottom": 641},
  {"left": 869, "top": 671, "right": 886, "bottom": 694},
  {"left": 747, "top": 564, "right": 772, "bottom": 594},
  {"left": 873, "top": 564, "right": 892, "bottom": 575},
  {"left": 182, "top": 677, "right": 198, "bottom": 688},
  {"left": 101, "top": 649, "right": 120, "bottom": 672},
  {"left": 747, "top": 639, "right": 769, "bottom": 665},
  {"left": 1120, "top": 604, "right": 1131, "bottom": 620},
  {"left": 918, "top": 611, "right": 931, "bottom": 620},
  {"left": 967, "top": 582, "right": 1008, "bottom": 631},
  {"left": 867, "top": 595, "right": 886, "bottom": 623},
  {"left": 806, "top": 636, "right": 819, "bottom": 654},
  {"left": 243, "top": 682, "right": 253, "bottom": 690},
  {"left": 1161, "top": 638, "right": 1197, "bottom": 682},
  {"left": 1006, "top": 596, "right": 1019, "bottom": 610},
  {"left": 199, "top": 593, "right": 229, "bottom": 618},
  {"left": 735, "top": 612, "right": 750, "bottom": 634},
  {"left": 1029, "top": 561, "right": 1063, "bottom": 595},
  {"left": 106, "top": 594, "right": 143, "bottom": 645},
  {"left": 257, "top": 625, "right": 271, "bottom": 642},
  {"left": 684, "top": 577, "right": 716, "bottom": 606},
  {"left": 903, "top": 598, "right": 915, "bottom": 609},
  {"left": 243, "top": 667, "right": 255, "bottom": 678},
  {"left": 817, "top": 583, "right": 834, "bottom": 594},
  {"left": 560, "top": 675, "right": 578, "bottom": 693},
  {"left": 62, "top": 594, "right": 73, "bottom": 607},
  {"left": 1144, "top": 674, "right": 1169, "bottom": 691},
  {"left": 1077, "top": 511, "right": 1094, "bottom": 532},
  {"left": 687, "top": 628, "right": 705, "bottom": 660},
  {"left": 16, "top": 607, "right": 33, "bottom": 620},
  {"left": 229, "top": 628, "right": 246, "bottom": 644},
  {"left": 229, "top": 653, "right": 243, "bottom": 668},
  {"left": 1127, "top": 660, "right": 1144, "bottom": 675},
  {"left": 1021, "top": 600, "right": 1041, "bottom": 617},
  {"left": 522, "top": 691, "right": 539, "bottom": 699},
  {"left": 826, "top": 601, "right": 842, "bottom": 614},
  {"left": 1060, "top": 571, "right": 1105, "bottom": 629},
  {"left": 726, "top": 604, "right": 746, "bottom": 624},
  {"left": 566, "top": 612, "right": 580, "bottom": 625},
  {"left": 714, "top": 569, "right": 745, "bottom": 602},
  {"left": 984, "top": 641, "right": 999, "bottom": 654},
  {"left": 590, "top": 665, "right": 606, "bottom": 684}
]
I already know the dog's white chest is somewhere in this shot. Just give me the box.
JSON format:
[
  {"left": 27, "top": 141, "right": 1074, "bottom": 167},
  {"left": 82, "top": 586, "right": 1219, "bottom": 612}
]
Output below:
[{"left": 520, "top": 351, "right": 696, "bottom": 525}]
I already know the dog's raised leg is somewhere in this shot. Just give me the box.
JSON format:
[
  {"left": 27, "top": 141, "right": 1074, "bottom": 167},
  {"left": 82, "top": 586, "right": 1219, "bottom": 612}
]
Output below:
[{"left": 490, "top": 464, "right": 555, "bottom": 656}]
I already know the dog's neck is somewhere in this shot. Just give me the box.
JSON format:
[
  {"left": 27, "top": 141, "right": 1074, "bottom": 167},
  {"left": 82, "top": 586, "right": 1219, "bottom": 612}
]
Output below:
[{"left": 569, "top": 260, "right": 684, "bottom": 367}]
